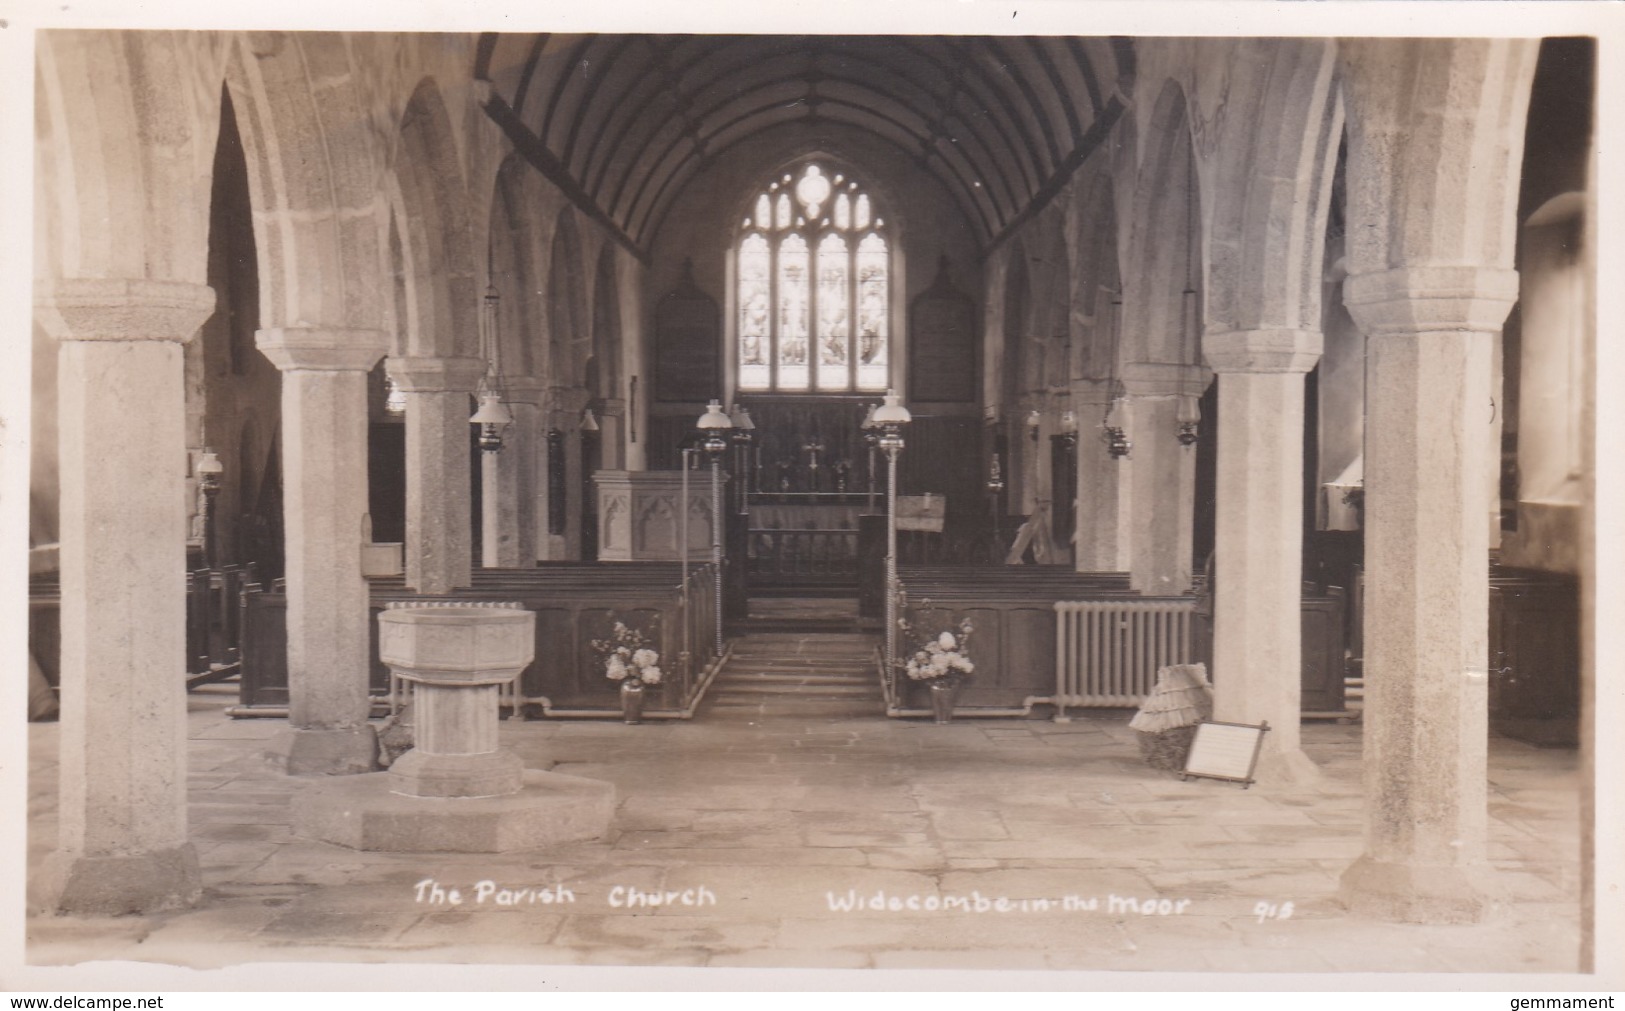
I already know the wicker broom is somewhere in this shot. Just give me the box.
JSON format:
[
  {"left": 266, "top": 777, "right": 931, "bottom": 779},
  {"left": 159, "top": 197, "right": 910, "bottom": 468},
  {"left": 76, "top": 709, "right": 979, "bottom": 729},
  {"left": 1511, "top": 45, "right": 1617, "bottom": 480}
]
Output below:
[{"left": 1128, "top": 663, "right": 1213, "bottom": 771}]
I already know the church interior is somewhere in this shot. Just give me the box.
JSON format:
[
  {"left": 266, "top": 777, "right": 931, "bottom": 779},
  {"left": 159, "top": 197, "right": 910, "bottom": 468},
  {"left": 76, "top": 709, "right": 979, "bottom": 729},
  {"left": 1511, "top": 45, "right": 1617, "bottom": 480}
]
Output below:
[{"left": 15, "top": 26, "right": 1609, "bottom": 981}]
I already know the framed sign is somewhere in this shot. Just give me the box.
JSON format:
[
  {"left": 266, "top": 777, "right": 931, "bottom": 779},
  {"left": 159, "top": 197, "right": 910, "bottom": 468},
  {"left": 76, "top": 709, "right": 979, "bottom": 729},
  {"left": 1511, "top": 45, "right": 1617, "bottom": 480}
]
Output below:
[
  {"left": 896, "top": 493, "right": 946, "bottom": 532},
  {"left": 1181, "top": 719, "right": 1271, "bottom": 788}
]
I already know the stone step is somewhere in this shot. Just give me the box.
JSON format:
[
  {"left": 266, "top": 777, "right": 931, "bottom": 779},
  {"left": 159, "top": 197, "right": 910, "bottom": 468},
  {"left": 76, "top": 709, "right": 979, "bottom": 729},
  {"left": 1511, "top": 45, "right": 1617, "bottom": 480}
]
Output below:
[
  {"left": 708, "top": 685, "right": 877, "bottom": 699},
  {"left": 717, "top": 673, "right": 874, "bottom": 686},
  {"left": 705, "top": 631, "right": 887, "bottom": 721}
]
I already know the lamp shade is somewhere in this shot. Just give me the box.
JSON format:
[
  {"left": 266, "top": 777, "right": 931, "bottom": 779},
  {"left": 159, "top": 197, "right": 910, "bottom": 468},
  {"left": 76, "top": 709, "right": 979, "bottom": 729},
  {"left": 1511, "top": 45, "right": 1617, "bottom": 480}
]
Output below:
[
  {"left": 469, "top": 391, "right": 513, "bottom": 427},
  {"left": 728, "top": 403, "right": 755, "bottom": 431},
  {"left": 1105, "top": 396, "right": 1129, "bottom": 432},
  {"left": 580, "top": 408, "right": 600, "bottom": 432},
  {"left": 860, "top": 403, "right": 879, "bottom": 429},
  {"left": 697, "top": 399, "right": 733, "bottom": 430},
  {"left": 1025, "top": 409, "right": 1042, "bottom": 429},
  {"left": 195, "top": 450, "right": 224, "bottom": 478},
  {"left": 1177, "top": 394, "right": 1202, "bottom": 427},
  {"left": 871, "top": 389, "right": 911, "bottom": 426},
  {"left": 1060, "top": 410, "right": 1078, "bottom": 433}
]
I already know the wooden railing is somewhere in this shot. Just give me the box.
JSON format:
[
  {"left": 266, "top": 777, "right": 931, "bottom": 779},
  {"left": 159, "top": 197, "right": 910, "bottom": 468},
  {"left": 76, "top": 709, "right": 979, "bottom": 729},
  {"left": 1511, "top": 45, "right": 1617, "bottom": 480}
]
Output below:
[{"left": 747, "top": 528, "right": 859, "bottom": 579}]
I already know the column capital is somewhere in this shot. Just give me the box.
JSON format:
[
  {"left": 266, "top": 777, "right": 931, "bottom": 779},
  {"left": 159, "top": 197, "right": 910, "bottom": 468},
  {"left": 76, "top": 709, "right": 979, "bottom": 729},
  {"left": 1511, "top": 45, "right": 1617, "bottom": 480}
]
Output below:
[
  {"left": 386, "top": 355, "right": 486, "bottom": 393},
  {"left": 257, "top": 328, "right": 390, "bottom": 372},
  {"left": 1203, "top": 328, "right": 1324, "bottom": 374},
  {"left": 35, "top": 278, "right": 216, "bottom": 344},
  {"left": 1120, "top": 361, "right": 1210, "bottom": 398},
  {"left": 1343, "top": 266, "right": 1520, "bottom": 336},
  {"left": 547, "top": 386, "right": 593, "bottom": 418},
  {"left": 503, "top": 375, "right": 548, "bottom": 397},
  {"left": 1070, "top": 378, "right": 1115, "bottom": 407}
]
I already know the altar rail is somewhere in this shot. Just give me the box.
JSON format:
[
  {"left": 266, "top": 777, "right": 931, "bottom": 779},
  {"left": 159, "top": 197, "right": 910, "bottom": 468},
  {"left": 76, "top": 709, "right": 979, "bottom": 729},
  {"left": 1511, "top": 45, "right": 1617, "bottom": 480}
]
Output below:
[
  {"left": 748, "top": 528, "right": 859, "bottom": 580},
  {"left": 235, "top": 563, "right": 721, "bottom": 719}
]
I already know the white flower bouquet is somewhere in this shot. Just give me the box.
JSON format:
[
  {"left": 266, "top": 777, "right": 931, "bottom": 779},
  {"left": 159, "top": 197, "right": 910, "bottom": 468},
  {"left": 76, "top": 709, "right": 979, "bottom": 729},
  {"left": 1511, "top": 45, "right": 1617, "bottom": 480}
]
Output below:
[
  {"left": 592, "top": 621, "right": 663, "bottom": 688},
  {"left": 901, "top": 617, "right": 976, "bottom": 686}
]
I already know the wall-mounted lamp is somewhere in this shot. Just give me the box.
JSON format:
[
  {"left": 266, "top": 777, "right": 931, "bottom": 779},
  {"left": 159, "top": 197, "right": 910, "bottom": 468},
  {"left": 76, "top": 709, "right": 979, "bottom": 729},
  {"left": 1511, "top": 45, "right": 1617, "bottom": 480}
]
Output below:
[
  {"left": 1025, "top": 409, "right": 1042, "bottom": 442},
  {"left": 1059, "top": 410, "right": 1078, "bottom": 449},
  {"left": 471, "top": 391, "right": 513, "bottom": 452},
  {"left": 1176, "top": 394, "right": 1201, "bottom": 448},
  {"left": 580, "top": 407, "right": 600, "bottom": 432},
  {"left": 1103, "top": 395, "right": 1131, "bottom": 460},
  {"left": 471, "top": 281, "right": 511, "bottom": 452},
  {"left": 985, "top": 452, "right": 1005, "bottom": 495}
]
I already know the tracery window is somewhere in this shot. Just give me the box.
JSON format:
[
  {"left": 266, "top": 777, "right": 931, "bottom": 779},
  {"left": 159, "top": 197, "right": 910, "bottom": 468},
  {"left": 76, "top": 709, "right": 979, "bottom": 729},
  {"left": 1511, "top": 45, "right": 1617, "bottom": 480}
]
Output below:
[{"left": 736, "top": 164, "right": 890, "bottom": 393}]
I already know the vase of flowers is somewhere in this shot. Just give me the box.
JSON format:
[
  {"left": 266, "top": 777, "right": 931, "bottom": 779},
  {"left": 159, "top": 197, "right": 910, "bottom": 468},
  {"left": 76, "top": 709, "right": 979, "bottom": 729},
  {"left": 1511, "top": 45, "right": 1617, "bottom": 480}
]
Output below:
[
  {"left": 593, "top": 621, "right": 663, "bottom": 725},
  {"left": 901, "top": 617, "right": 975, "bottom": 723}
]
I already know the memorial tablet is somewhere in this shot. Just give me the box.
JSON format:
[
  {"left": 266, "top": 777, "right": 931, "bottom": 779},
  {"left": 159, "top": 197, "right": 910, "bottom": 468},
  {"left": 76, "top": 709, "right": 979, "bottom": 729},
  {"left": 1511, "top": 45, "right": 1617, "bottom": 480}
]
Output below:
[{"left": 1181, "top": 719, "right": 1271, "bottom": 788}]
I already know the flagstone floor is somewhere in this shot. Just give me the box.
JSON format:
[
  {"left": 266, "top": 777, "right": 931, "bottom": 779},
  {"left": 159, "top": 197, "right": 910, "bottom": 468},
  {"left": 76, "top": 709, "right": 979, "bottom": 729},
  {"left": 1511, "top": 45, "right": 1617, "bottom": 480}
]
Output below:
[{"left": 22, "top": 630, "right": 1587, "bottom": 985}]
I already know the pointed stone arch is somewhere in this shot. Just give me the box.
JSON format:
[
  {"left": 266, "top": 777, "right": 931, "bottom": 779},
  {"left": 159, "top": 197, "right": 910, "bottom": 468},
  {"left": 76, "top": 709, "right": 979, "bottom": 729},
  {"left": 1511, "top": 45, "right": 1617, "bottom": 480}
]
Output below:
[
  {"left": 1121, "top": 79, "right": 1202, "bottom": 370},
  {"left": 392, "top": 77, "right": 479, "bottom": 359},
  {"left": 548, "top": 206, "right": 589, "bottom": 386},
  {"left": 223, "top": 32, "right": 389, "bottom": 334}
]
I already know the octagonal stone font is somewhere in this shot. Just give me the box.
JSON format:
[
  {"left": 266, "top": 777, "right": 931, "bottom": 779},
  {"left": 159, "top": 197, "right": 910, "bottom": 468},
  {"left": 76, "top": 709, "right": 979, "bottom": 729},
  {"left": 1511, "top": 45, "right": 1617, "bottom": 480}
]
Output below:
[{"left": 378, "top": 602, "right": 535, "bottom": 685}]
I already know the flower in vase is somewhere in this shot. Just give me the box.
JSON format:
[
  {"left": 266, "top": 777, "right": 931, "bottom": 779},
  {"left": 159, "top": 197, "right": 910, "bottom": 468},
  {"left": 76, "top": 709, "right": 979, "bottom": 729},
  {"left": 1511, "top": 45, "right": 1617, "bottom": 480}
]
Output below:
[
  {"left": 632, "top": 648, "right": 658, "bottom": 669},
  {"left": 641, "top": 666, "right": 662, "bottom": 684}
]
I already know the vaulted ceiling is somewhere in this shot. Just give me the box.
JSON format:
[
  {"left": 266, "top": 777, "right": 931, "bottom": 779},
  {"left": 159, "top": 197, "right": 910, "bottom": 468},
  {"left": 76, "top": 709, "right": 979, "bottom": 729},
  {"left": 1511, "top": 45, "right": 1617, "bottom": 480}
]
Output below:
[{"left": 476, "top": 34, "right": 1133, "bottom": 259}]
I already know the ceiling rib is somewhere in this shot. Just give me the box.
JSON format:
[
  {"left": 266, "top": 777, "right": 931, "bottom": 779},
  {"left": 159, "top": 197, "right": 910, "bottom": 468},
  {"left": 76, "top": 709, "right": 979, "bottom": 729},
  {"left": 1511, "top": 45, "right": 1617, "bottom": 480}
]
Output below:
[{"left": 476, "top": 33, "right": 1126, "bottom": 259}]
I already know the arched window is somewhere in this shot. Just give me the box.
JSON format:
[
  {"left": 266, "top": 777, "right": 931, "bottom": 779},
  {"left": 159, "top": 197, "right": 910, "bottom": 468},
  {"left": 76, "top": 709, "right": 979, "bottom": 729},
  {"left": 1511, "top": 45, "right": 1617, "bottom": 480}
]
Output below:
[{"left": 736, "top": 163, "right": 890, "bottom": 393}]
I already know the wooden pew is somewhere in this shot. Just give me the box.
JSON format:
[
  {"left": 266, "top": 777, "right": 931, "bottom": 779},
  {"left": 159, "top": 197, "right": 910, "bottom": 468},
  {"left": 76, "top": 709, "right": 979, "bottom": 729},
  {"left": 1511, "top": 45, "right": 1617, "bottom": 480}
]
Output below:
[
  {"left": 235, "top": 563, "right": 718, "bottom": 718},
  {"left": 891, "top": 565, "right": 1346, "bottom": 718},
  {"left": 1488, "top": 563, "right": 1579, "bottom": 746}
]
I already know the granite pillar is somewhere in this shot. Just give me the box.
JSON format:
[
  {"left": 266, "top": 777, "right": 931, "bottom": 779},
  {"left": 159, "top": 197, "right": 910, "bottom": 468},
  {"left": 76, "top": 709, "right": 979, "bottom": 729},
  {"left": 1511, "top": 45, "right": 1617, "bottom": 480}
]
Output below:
[
  {"left": 1205, "top": 328, "right": 1324, "bottom": 784},
  {"left": 1339, "top": 265, "right": 1519, "bottom": 922},
  {"left": 389, "top": 356, "right": 485, "bottom": 593},
  {"left": 1121, "top": 363, "right": 1206, "bottom": 595},
  {"left": 259, "top": 327, "right": 390, "bottom": 775},
  {"left": 32, "top": 278, "right": 216, "bottom": 913}
]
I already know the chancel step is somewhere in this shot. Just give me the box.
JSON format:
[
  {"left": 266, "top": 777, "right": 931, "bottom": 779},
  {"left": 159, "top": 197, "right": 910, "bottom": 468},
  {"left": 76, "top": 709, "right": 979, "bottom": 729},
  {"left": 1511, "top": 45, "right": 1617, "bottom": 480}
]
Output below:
[{"left": 706, "top": 631, "right": 882, "bottom": 719}]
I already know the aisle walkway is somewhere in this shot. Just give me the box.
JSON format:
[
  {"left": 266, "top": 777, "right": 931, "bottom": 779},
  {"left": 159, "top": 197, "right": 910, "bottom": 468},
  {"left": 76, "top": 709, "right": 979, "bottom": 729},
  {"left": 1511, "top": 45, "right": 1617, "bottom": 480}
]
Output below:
[{"left": 24, "top": 624, "right": 1584, "bottom": 979}]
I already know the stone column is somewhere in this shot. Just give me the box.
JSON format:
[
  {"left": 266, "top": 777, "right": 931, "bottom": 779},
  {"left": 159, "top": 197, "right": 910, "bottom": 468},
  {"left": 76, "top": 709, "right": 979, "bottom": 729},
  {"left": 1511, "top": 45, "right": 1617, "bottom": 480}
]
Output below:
[
  {"left": 545, "top": 386, "right": 591, "bottom": 560},
  {"left": 599, "top": 398, "right": 627, "bottom": 470},
  {"left": 1339, "top": 265, "right": 1518, "bottom": 922},
  {"left": 1205, "top": 329, "right": 1324, "bottom": 784},
  {"left": 389, "top": 356, "right": 485, "bottom": 593},
  {"left": 1120, "top": 362, "right": 1206, "bottom": 594},
  {"left": 481, "top": 377, "right": 542, "bottom": 568},
  {"left": 259, "top": 327, "right": 390, "bottom": 775},
  {"left": 33, "top": 278, "right": 216, "bottom": 913},
  {"left": 1072, "top": 378, "right": 1127, "bottom": 572}
]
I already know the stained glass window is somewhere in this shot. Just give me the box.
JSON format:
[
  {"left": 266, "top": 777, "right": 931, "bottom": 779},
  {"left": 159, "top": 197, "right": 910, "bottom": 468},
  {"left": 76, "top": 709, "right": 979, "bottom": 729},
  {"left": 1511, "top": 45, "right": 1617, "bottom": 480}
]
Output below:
[
  {"left": 856, "top": 233, "right": 889, "bottom": 390},
  {"left": 737, "top": 233, "right": 771, "bottom": 391},
  {"left": 734, "top": 163, "right": 891, "bottom": 392}
]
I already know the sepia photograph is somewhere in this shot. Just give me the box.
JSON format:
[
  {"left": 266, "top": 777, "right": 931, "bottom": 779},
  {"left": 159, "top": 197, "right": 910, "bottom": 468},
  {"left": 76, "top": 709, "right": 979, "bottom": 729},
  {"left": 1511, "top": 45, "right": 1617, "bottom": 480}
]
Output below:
[{"left": 2, "top": 0, "right": 1621, "bottom": 993}]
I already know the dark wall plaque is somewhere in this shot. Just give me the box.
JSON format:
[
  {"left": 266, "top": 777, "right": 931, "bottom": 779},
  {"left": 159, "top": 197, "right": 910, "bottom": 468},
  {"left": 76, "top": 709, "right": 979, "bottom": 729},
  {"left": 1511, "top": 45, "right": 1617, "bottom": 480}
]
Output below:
[
  {"left": 909, "top": 257, "right": 978, "bottom": 403},
  {"left": 655, "top": 260, "right": 721, "bottom": 403}
]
